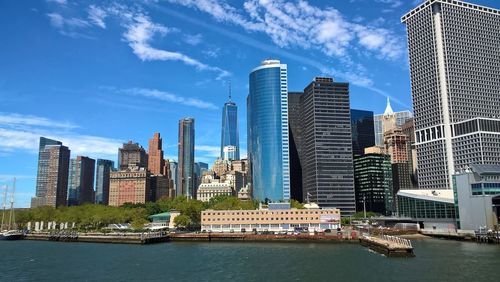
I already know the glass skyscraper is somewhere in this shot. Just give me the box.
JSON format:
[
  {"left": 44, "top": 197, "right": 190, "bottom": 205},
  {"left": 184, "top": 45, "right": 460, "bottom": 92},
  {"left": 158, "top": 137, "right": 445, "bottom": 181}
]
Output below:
[
  {"left": 402, "top": 0, "right": 500, "bottom": 189},
  {"left": 178, "top": 117, "right": 195, "bottom": 198},
  {"left": 220, "top": 99, "right": 239, "bottom": 160},
  {"left": 67, "top": 156, "right": 95, "bottom": 206},
  {"left": 95, "top": 159, "right": 114, "bottom": 205},
  {"left": 248, "top": 60, "right": 290, "bottom": 202},
  {"left": 351, "top": 109, "right": 375, "bottom": 156}
]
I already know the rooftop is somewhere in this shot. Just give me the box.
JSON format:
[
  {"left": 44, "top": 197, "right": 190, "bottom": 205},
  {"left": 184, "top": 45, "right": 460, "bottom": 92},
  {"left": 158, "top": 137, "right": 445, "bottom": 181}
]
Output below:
[
  {"left": 402, "top": 0, "right": 500, "bottom": 23},
  {"left": 397, "top": 189, "right": 454, "bottom": 203}
]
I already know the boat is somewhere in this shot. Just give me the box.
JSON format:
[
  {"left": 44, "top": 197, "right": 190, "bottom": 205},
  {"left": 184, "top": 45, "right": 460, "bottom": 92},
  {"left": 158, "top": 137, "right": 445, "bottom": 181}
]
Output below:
[{"left": 0, "top": 178, "right": 23, "bottom": 240}]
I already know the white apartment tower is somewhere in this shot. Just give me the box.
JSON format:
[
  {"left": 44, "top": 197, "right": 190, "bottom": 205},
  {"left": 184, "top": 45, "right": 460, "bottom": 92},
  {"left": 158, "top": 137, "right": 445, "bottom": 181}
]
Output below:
[{"left": 402, "top": 0, "right": 500, "bottom": 189}]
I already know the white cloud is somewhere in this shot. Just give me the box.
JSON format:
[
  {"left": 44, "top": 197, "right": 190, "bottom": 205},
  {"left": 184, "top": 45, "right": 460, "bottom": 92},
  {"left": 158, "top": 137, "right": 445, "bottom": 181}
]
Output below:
[
  {"left": 196, "top": 145, "right": 220, "bottom": 157},
  {"left": 183, "top": 33, "right": 203, "bottom": 45},
  {"left": 46, "top": 0, "right": 67, "bottom": 5},
  {"left": 88, "top": 5, "right": 107, "bottom": 29},
  {"left": 0, "top": 113, "right": 121, "bottom": 157},
  {"left": 113, "top": 87, "right": 218, "bottom": 110},
  {"left": 46, "top": 13, "right": 93, "bottom": 39},
  {"left": 167, "top": 0, "right": 405, "bottom": 61},
  {"left": 375, "top": 0, "right": 403, "bottom": 8}
]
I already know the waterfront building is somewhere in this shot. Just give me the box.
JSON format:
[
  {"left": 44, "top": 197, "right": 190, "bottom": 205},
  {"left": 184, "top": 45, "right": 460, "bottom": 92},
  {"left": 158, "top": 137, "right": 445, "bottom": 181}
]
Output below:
[
  {"left": 196, "top": 182, "right": 233, "bottom": 202},
  {"left": 201, "top": 203, "right": 340, "bottom": 233},
  {"left": 351, "top": 109, "right": 375, "bottom": 156},
  {"left": 67, "top": 156, "right": 96, "bottom": 206},
  {"left": 118, "top": 141, "right": 148, "bottom": 170},
  {"left": 397, "top": 189, "right": 456, "bottom": 230},
  {"left": 354, "top": 154, "right": 393, "bottom": 215},
  {"left": 402, "top": 0, "right": 500, "bottom": 190},
  {"left": 108, "top": 165, "right": 151, "bottom": 206},
  {"left": 148, "top": 133, "right": 164, "bottom": 175},
  {"left": 222, "top": 145, "right": 237, "bottom": 161},
  {"left": 95, "top": 159, "right": 114, "bottom": 205},
  {"left": 178, "top": 117, "right": 195, "bottom": 198},
  {"left": 31, "top": 137, "right": 70, "bottom": 208},
  {"left": 148, "top": 211, "right": 181, "bottom": 230},
  {"left": 453, "top": 164, "right": 500, "bottom": 231},
  {"left": 288, "top": 91, "right": 304, "bottom": 202},
  {"left": 220, "top": 95, "right": 240, "bottom": 160},
  {"left": 300, "top": 77, "right": 355, "bottom": 214},
  {"left": 374, "top": 99, "right": 413, "bottom": 147},
  {"left": 247, "top": 59, "right": 290, "bottom": 202}
]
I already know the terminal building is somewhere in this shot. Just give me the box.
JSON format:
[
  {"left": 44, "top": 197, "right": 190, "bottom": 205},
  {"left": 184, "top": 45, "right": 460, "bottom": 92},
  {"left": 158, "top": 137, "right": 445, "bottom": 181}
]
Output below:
[{"left": 201, "top": 203, "right": 340, "bottom": 233}]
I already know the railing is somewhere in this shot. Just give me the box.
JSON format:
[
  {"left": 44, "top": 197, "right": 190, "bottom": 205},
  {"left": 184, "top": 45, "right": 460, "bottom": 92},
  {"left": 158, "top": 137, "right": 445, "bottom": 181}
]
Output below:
[{"left": 380, "top": 234, "right": 413, "bottom": 248}]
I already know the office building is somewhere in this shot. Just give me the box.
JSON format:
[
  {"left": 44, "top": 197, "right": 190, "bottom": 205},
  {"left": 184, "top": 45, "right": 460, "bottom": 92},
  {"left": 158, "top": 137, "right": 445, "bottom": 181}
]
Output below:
[
  {"left": 118, "top": 141, "right": 148, "bottom": 170},
  {"left": 95, "top": 159, "right": 114, "bottom": 205},
  {"left": 221, "top": 94, "right": 240, "bottom": 160},
  {"left": 168, "top": 160, "right": 178, "bottom": 197},
  {"left": 453, "top": 164, "right": 500, "bottom": 231},
  {"left": 148, "top": 132, "right": 164, "bottom": 175},
  {"left": 402, "top": 0, "right": 500, "bottom": 189},
  {"left": 351, "top": 109, "right": 375, "bottom": 156},
  {"left": 383, "top": 127, "right": 410, "bottom": 164},
  {"left": 354, "top": 154, "right": 393, "bottom": 215},
  {"left": 374, "top": 99, "right": 413, "bottom": 147},
  {"left": 109, "top": 165, "right": 151, "bottom": 206},
  {"left": 178, "top": 117, "right": 195, "bottom": 198},
  {"left": 223, "top": 145, "right": 237, "bottom": 161},
  {"left": 31, "top": 137, "right": 70, "bottom": 208},
  {"left": 150, "top": 174, "right": 172, "bottom": 201},
  {"left": 288, "top": 91, "right": 304, "bottom": 202},
  {"left": 401, "top": 118, "right": 418, "bottom": 188},
  {"left": 248, "top": 59, "right": 290, "bottom": 202},
  {"left": 67, "top": 156, "right": 95, "bottom": 206},
  {"left": 196, "top": 182, "right": 233, "bottom": 202},
  {"left": 300, "top": 77, "right": 355, "bottom": 214},
  {"left": 201, "top": 203, "right": 341, "bottom": 233}
]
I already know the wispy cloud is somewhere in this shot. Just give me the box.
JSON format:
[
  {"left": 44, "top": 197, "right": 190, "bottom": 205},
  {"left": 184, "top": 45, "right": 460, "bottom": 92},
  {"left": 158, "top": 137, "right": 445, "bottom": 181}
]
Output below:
[
  {"left": 166, "top": 0, "right": 405, "bottom": 60},
  {"left": 46, "top": 0, "right": 67, "bottom": 5},
  {"left": 46, "top": 12, "right": 94, "bottom": 39},
  {"left": 375, "top": 0, "right": 403, "bottom": 8},
  {"left": 88, "top": 5, "right": 107, "bottom": 29},
  {"left": 108, "top": 87, "right": 218, "bottom": 110},
  {"left": 183, "top": 33, "right": 203, "bottom": 46},
  {"left": 0, "top": 113, "right": 121, "bottom": 157}
]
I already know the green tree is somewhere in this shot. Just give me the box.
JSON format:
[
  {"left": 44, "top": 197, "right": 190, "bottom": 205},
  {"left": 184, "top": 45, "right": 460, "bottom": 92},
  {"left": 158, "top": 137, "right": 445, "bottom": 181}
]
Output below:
[
  {"left": 290, "top": 199, "right": 304, "bottom": 209},
  {"left": 173, "top": 214, "right": 192, "bottom": 228}
]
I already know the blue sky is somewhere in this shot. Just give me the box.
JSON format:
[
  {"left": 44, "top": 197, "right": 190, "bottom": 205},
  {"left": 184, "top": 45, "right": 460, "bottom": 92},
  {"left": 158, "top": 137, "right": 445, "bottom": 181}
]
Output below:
[{"left": 1, "top": 0, "right": 498, "bottom": 207}]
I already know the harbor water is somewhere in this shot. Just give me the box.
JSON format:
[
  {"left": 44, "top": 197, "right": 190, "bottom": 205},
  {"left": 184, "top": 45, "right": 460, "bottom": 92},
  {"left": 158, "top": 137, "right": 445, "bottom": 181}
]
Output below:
[{"left": 1, "top": 238, "right": 499, "bottom": 281}]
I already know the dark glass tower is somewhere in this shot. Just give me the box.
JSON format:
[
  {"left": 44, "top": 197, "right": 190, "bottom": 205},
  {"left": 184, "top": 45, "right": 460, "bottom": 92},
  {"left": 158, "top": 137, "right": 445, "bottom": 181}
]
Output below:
[
  {"left": 178, "top": 117, "right": 195, "bottom": 198},
  {"left": 67, "top": 156, "right": 96, "bottom": 206},
  {"left": 95, "top": 159, "right": 114, "bottom": 205},
  {"left": 350, "top": 109, "right": 375, "bottom": 156},
  {"left": 221, "top": 97, "right": 239, "bottom": 160},
  {"left": 300, "top": 77, "right": 355, "bottom": 214},
  {"left": 288, "top": 91, "right": 304, "bottom": 202},
  {"left": 248, "top": 60, "right": 290, "bottom": 202}
]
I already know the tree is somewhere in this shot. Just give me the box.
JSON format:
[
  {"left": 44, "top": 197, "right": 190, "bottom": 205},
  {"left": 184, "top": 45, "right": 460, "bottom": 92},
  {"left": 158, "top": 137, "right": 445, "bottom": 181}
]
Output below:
[
  {"left": 173, "top": 214, "right": 192, "bottom": 228},
  {"left": 290, "top": 199, "right": 304, "bottom": 209}
]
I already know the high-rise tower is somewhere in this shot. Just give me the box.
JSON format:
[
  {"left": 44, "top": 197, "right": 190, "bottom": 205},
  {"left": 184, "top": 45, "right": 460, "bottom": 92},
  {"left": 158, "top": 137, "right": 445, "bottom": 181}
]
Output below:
[
  {"left": 178, "top": 117, "right": 195, "bottom": 198},
  {"left": 95, "top": 159, "right": 114, "bottom": 205},
  {"left": 67, "top": 156, "right": 96, "bottom": 206},
  {"left": 247, "top": 60, "right": 290, "bottom": 202},
  {"left": 402, "top": 0, "right": 500, "bottom": 189},
  {"left": 220, "top": 82, "right": 240, "bottom": 160},
  {"left": 373, "top": 98, "right": 413, "bottom": 147},
  {"left": 148, "top": 132, "right": 164, "bottom": 175}
]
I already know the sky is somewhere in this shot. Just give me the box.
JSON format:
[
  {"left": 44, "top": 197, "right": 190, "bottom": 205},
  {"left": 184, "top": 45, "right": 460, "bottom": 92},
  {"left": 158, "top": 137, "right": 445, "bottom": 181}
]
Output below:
[{"left": 1, "top": 0, "right": 498, "bottom": 207}]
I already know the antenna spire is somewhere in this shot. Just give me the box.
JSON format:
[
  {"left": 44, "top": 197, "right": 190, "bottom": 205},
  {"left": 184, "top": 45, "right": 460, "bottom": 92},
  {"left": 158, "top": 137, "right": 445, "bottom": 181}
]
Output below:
[{"left": 227, "top": 80, "right": 232, "bottom": 102}]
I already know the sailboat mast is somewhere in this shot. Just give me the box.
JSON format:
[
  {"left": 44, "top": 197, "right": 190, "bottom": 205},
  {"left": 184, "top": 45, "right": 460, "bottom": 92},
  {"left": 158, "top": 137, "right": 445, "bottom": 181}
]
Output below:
[
  {"left": 1, "top": 184, "right": 8, "bottom": 230},
  {"left": 8, "top": 178, "right": 16, "bottom": 230}
]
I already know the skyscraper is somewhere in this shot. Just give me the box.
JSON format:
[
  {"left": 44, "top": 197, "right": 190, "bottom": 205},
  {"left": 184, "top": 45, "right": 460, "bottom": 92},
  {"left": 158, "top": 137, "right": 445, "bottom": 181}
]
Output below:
[
  {"left": 31, "top": 137, "right": 70, "bottom": 208},
  {"left": 67, "top": 156, "right": 95, "bottom": 206},
  {"left": 109, "top": 166, "right": 151, "bottom": 206},
  {"left": 95, "top": 159, "right": 114, "bottom": 205},
  {"left": 374, "top": 98, "right": 413, "bottom": 147},
  {"left": 402, "top": 0, "right": 500, "bottom": 189},
  {"left": 118, "top": 141, "right": 148, "bottom": 170},
  {"left": 220, "top": 91, "right": 239, "bottom": 160},
  {"left": 248, "top": 59, "right": 290, "bottom": 202},
  {"left": 288, "top": 91, "right": 304, "bottom": 202},
  {"left": 300, "top": 77, "right": 355, "bottom": 214},
  {"left": 351, "top": 109, "right": 375, "bottom": 156},
  {"left": 178, "top": 117, "right": 195, "bottom": 198},
  {"left": 148, "top": 132, "right": 164, "bottom": 175}
]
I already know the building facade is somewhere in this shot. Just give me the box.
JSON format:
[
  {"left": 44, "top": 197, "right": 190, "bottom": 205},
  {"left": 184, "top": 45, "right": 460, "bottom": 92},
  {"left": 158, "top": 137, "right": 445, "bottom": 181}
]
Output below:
[
  {"left": 95, "top": 159, "right": 114, "bottom": 205},
  {"left": 288, "top": 91, "right": 304, "bottom": 202},
  {"left": 201, "top": 204, "right": 341, "bottom": 233},
  {"left": 196, "top": 182, "right": 233, "bottom": 202},
  {"left": 351, "top": 109, "right": 375, "bottom": 156},
  {"left": 222, "top": 145, "right": 237, "bottom": 161},
  {"left": 148, "top": 132, "right": 164, "bottom": 175},
  {"left": 67, "top": 156, "right": 95, "bottom": 206},
  {"left": 31, "top": 137, "right": 70, "bottom": 208},
  {"left": 453, "top": 164, "right": 500, "bottom": 231},
  {"left": 118, "top": 141, "right": 148, "bottom": 170},
  {"left": 374, "top": 99, "right": 413, "bottom": 147},
  {"left": 178, "top": 117, "right": 195, "bottom": 198},
  {"left": 402, "top": 0, "right": 500, "bottom": 189},
  {"left": 109, "top": 166, "right": 151, "bottom": 206},
  {"left": 300, "top": 77, "right": 355, "bottom": 214},
  {"left": 354, "top": 154, "right": 393, "bottom": 215},
  {"left": 221, "top": 98, "right": 239, "bottom": 160},
  {"left": 247, "top": 60, "right": 290, "bottom": 202}
]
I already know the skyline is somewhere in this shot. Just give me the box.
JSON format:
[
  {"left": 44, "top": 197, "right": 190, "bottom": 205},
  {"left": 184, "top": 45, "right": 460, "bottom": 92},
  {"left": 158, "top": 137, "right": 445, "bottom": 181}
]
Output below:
[{"left": 1, "top": 0, "right": 499, "bottom": 207}]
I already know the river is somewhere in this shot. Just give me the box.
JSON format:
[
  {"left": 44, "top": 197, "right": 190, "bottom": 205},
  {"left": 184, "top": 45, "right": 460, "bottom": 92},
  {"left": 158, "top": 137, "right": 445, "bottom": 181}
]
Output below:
[{"left": 1, "top": 238, "right": 499, "bottom": 281}]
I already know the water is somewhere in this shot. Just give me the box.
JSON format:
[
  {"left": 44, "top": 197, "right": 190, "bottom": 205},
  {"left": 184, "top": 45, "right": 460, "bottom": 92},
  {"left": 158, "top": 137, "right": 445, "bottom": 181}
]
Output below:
[{"left": 1, "top": 238, "right": 499, "bottom": 281}]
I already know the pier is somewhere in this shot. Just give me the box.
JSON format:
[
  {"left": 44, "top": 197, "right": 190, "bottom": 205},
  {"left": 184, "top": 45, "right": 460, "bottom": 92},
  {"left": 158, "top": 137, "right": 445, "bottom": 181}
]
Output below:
[
  {"left": 359, "top": 235, "right": 414, "bottom": 257},
  {"left": 24, "top": 231, "right": 170, "bottom": 244}
]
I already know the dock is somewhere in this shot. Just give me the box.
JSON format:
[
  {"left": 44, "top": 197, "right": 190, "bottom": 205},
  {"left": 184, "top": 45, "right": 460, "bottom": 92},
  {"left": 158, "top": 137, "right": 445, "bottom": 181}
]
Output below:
[
  {"left": 24, "top": 231, "right": 170, "bottom": 244},
  {"left": 359, "top": 235, "right": 414, "bottom": 257},
  {"left": 169, "top": 232, "right": 359, "bottom": 242}
]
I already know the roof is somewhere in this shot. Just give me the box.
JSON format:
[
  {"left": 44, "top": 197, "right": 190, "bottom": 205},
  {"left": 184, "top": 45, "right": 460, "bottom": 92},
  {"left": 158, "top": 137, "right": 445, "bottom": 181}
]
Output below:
[
  {"left": 402, "top": 0, "right": 500, "bottom": 23},
  {"left": 397, "top": 189, "right": 454, "bottom": 204},
  {"left": 383, "top": 97, "right": 394, "bottom": 116},
  {"left": 470, "top": 164, "right": 500, "bottom": 176},
  {"left": 149, "top": 212, "right": 170, "bottom": 219}
]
